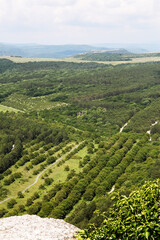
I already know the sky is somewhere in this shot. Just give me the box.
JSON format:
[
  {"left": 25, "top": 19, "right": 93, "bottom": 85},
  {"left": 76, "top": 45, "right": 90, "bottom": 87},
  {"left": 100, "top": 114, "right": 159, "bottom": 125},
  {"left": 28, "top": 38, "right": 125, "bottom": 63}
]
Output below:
[{"left": 0, "top": 0, "right": 160, "bottom": 45}]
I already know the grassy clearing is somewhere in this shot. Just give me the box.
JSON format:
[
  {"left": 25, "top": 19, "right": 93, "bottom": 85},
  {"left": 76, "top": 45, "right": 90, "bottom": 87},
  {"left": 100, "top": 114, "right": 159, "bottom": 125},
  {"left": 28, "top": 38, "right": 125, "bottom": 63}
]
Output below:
[
  {"left": 0, "top": 104, "right": 21, "bottom": 113},
  {"left": 3, "top": 93, "right": 66, "bottom": 111},
  {"left": 0, "top": 56, "right": 59, "bottom": 63},
  {"left": 74, "top": 146, "right": 88, "bottom": 159},
  {"left": 48, "top": 160, "right": 77, "bottom": 183},
  {"left": 39, "top": 144, "right": 87, "bottom": 184}
]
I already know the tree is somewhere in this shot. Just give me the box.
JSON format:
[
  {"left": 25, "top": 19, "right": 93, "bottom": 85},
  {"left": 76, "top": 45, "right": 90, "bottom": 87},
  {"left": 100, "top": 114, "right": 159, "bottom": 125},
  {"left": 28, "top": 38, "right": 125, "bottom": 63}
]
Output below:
[
  {"left": 27, "top": 202, "right": 41, "bottom": 215},
  {"left": 87, "top": 147, "right": 93, "bottom": 154},
  {"left": 83, "top": 188, "right": 95, "bottom": 201},
  {"left": 47, "top": 156, "right": 56, "bottom": 164},
  {"left": 38, "top": 202, "right": 53, "bottom": 217},
  {"left": 78, "top": 180, "right": 160, "bottom": 240}
]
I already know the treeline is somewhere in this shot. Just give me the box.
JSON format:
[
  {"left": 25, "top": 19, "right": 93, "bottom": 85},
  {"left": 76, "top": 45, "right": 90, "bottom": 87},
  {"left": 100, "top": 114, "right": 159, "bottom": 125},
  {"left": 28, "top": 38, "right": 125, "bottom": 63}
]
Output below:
[
  {"left": 0, "top": 59, "right": 16, "bottom": 73},
  {"left": 75, "top": 52, "right": 131, "bottom": 61},
  {"left": 0, "top": 58, "right": 106, "bottom": 76}
]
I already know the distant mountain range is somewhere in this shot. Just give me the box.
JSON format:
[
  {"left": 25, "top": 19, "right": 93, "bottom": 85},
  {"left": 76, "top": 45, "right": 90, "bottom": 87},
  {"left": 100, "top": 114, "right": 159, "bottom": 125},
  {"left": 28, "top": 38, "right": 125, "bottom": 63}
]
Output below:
[
  {"left": 95, "top": 43, "right": 160, "bottom": 54},
  {"left": 0, "top": 43, "right": 109, "bottom": 59},
  {"left": 0, "top": 43, "right": 160, "bottom": 59}
]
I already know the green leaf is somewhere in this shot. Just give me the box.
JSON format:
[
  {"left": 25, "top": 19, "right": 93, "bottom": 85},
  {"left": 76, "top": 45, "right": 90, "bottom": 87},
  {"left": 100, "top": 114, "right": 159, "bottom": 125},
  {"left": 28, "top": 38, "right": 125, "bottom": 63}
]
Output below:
[{"left": 145, "top": 231, "right": 150, "bottom": 239}]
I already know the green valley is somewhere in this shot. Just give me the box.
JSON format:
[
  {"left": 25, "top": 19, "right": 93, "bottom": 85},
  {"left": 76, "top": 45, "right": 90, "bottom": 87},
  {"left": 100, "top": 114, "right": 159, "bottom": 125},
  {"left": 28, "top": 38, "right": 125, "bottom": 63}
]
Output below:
[{"left": 0, "top": 56, "right": 160, "bottom": 238}]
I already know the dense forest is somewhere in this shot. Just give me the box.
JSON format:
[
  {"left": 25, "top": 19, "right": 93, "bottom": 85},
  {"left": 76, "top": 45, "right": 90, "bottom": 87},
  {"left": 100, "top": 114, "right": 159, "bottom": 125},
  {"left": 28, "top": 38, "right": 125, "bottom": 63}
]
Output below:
[
  {"left": 74, "top": 51, "right": 132, "bottom": 61},
  {"left": 74, "top": 51, "right": 160, "bottom": 62},
  {"left": 0, "top": 57, "right": 160, "bottom": 237}
]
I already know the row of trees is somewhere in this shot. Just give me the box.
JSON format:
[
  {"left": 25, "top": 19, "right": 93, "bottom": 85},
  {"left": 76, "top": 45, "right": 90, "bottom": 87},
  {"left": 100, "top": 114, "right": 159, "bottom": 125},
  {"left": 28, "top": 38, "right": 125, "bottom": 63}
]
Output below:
[{"left": 0, "top": 112, "right": 69, "bottom": 174}]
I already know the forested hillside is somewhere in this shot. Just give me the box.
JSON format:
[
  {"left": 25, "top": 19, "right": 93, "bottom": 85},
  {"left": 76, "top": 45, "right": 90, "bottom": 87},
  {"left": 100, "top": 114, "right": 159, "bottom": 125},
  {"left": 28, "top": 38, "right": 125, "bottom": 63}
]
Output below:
[
  {"left": 0, "top": 58, "right": 160, "bottom": 232},
  {"left": 74, "top": 51, "right": 132, "bottom": 61},
  {"left": 74, "top": 51, "right": 160, "bottom": 62}
]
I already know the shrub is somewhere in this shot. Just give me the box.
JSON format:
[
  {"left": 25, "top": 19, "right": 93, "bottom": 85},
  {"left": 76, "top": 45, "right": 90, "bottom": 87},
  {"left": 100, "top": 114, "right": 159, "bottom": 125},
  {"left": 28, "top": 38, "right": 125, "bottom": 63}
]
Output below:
[
  {"left": 44, "top": 178, "right": 53, "bottom": 186},
  {"left": 26, "top": 198, "right": 33, "bottom": 206},
  {"left": 39, "top": 184, "right": 45, "bottom": 190},
  {"left": 17, "top": 191, "right": 24, "bottom": 198},
  {"left": 17, "top": 204, "right": 25, "bottom": 213},
  {"left": 32, "top": 192, "right": 39, "bottom": 200},
  {"left": 7, "top": 199, "right": 17, "bottom": 209},
  {"left": 77, "top": 180, "right": 160, "bottom": 240},
  {"left": 0, "top": 208, "right": 8, "bottom": 217},
  {"left": 64, "top": 165, "right": 70, "bottom": 171},
  {"left": 33, "top": 170, "right": 39, "bottom": 175}
]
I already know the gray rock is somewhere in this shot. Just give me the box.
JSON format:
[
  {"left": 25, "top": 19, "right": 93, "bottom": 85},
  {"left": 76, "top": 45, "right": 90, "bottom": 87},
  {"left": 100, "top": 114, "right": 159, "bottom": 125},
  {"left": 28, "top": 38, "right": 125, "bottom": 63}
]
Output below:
[{"left": 0, "top": 215, "right": 80, "bottom": 240}]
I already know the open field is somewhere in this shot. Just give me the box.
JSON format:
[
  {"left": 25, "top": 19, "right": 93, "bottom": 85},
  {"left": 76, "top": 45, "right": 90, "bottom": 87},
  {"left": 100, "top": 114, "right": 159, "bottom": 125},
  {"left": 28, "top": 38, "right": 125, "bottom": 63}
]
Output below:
[
  {"left": 0, "top": 56, "right": 60, "bottom": 63},
  {"left": 67, "top": 56, "right": 160, "bottom": 65},
  {"left": 1, "top": 55, "right": 160, "bottom": 65}
]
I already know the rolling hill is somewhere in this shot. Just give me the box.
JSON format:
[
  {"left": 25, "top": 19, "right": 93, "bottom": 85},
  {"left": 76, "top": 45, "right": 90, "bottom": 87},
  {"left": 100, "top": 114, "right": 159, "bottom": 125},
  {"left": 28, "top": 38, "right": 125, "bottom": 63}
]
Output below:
[{"left": 0, "top": 43, "right": 109, "bottom": 59}]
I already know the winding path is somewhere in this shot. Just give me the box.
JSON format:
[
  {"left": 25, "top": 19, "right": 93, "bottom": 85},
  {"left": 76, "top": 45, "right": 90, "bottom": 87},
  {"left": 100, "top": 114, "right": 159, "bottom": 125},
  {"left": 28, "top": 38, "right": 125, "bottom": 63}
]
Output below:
[
  {"left": 120, "top": 122, "right": 129, "bottom": 133},
  {"left": 108, "top": 185, "right": 115, "bottom": 195},
  {"left": 0, "top": 143, "right": 82, "bottom": 205},
  {"left": 146, "top": 121, "right": 158, "bottom": 141},
  {"left": 0, "top": 197, "right": 13, "bottom": 204}
]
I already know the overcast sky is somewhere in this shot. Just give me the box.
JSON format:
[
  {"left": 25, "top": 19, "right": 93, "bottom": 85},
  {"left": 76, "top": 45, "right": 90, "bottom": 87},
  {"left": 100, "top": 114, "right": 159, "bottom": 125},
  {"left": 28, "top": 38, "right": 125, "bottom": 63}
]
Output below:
[{"left": 0, "top": 0, "right": 160, "bottom": 45}]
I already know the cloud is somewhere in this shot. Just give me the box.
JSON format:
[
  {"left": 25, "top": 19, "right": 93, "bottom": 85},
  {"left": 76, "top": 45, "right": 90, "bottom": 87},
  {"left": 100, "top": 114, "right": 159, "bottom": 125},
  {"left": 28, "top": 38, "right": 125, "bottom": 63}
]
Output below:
[
  {"left": 30, "top": 0, "right": 77, "bottom": 7},
  {"left": 0, "top": 0, "right": 160, "bottom": 44}
]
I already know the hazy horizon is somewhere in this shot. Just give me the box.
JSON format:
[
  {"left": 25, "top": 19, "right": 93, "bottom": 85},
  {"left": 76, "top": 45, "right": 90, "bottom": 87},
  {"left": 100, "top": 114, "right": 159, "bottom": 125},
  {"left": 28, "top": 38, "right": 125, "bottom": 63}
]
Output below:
[
  {"left": 0, "top": 42, "right": 159, "bottom": 46},
  {"left": 0, "top": 0, "right": 160, "bottom": 45}
]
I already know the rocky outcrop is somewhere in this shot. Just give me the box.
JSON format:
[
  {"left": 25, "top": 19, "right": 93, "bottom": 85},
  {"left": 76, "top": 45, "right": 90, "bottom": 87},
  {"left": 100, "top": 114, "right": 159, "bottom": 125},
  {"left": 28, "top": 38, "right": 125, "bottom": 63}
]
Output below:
[{"left": 0, "top": 215, "right": 79, "bottom": 240}]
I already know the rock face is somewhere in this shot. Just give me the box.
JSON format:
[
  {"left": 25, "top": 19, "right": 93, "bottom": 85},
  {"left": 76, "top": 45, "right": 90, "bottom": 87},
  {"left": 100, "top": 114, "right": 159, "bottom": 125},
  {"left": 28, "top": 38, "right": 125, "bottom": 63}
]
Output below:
[{"left": 0, "top": 215, "right": 79, "bottom": 240}]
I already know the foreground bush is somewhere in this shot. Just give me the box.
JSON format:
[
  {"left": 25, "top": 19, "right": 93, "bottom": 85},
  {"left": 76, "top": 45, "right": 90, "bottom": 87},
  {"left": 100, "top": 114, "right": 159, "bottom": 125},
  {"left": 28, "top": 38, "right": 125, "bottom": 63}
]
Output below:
[{"left": 77, "top": 180, "right": 160, "bottom": 240}]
